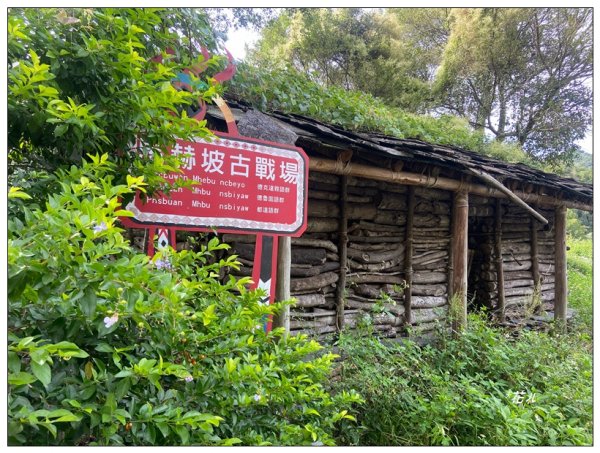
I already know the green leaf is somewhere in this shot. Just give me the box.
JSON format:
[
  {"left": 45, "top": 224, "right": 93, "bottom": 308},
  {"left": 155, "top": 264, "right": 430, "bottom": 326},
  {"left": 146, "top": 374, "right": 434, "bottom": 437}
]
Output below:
[
  {"left": 114, "top": 369, "right": 134, "bottom": 378},
  {"left": 202, "top": 304, "right": 217, "bottom": 326},
  {"left": 175, "top": 425, "right": 189, "bottom": 445},
  {"left": 48, "top": 341, "right": 89, "bottom": 358},
  {"left": 48, "top": 409, "right": 82, "bottom": 423},
  {"left": 220, "top": 438, "right": 242, "bottom": 446},
  {"left": 54, "top": 124, "right": 68, "bottom": 137},
  {"left": 8, "top": 187, "right": 32, "bottom": 200},
  {"left": 39, "top": 422, "right": 57, "bottom": 438},
  {"left": 8, "top": 372, "right": 37, "bottom": 386},
  {"left": 156, "top": 422, "right": 170, "bottom": 438},
  {"left": 114, "top": 377, "right": 131, "bottom": 400},
  {"left": 81, "top": 286, "right": 97, "bottom": 317},
  {"left": 95, "top": 343, "right": 114, "bottom": 353},
  {"left": 31, "top": 361, "right": 51, "bottom": 387},
  {"left": 8, "top": 351, "right": 21, "bottom": 373}
]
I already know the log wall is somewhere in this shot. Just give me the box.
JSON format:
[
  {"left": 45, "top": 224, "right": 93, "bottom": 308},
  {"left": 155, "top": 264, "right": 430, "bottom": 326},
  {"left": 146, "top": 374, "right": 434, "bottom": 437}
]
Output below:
[
  {"left": 467, "top": 200, "right": 557, "bottom": 321},
  {"left": 263, "top": 172, "right": 451, "bottom": 339},
  {"left": 124, "top": 171, "right": 559, "bottom": 335}
]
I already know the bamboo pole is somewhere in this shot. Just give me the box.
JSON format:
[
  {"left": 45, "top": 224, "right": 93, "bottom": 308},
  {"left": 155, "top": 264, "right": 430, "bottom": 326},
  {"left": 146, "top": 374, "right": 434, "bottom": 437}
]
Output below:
[
  {"left": 467, "top": 168, "right": 548, "bottom": 224},
  {"left": 336, "top": 175, "right": 349, "bottom": 331},
  {"left": 494, "top": 198, "right": 506, "bottom": 322},
  {"left": 451, "top": 190, "right": 469, "bottom": 333},
  {"left": 554, "top": 205, "right": 567, "bottom": 327},
  {"left": 309, "top": 158, "right": 592, "bottom": 212},
  {"left": 273, "top": 236, "right": 291, "bottom": 334},
  {"left": 403, "top": 186, "right": 415, "bottom": 328}
]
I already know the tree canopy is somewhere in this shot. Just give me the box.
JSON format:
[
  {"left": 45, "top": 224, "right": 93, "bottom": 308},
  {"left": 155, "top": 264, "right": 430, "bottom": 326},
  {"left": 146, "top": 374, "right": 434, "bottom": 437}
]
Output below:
[
  {"left": 249, "top": 7, "right": 592, "bottom": 165},
  {"left": 435, "top": 8, "right": 592, "bottom": 163}
]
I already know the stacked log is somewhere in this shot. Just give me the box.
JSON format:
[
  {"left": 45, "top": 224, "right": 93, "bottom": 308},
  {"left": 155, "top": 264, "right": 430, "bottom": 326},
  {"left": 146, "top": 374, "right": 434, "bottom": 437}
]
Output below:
[
  {"left": 344, "top": 176, "right": 407, "bottom": 338},
  {"left": 407, "top": 187, "right": 451, "bottom": 335},
  {"left": 536, "top": 208, "right": 557, "bottom": 314},
  {"left": 286, "top": 172, "right": 343, "bottom": 336},
  {"left": 468, "top": 202, "right": 556, "bottom": 320}
]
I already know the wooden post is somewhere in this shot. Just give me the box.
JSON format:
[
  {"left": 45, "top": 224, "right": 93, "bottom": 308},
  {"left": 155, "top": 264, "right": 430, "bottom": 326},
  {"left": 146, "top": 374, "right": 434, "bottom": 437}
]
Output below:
[
  {"left": 403, "top": 186, "right": 415, "bottom": 329},
  {"left": 336, "top": 175, "right": 349, "bottom": 331},
  {"left": 530, "top": 208, "right": 541, "bottom": 312},
  {"left": 494, "top": 198, "right": 506, "bottom": 322},
  {"left": 554, "top": 205, "right": 567, "bottom": 327},
  {"left": 451, "top": 190, "right": 469, "bottom": 333},
  {"left": 273, "top": 236, "right": 291, "bottom": 334}
]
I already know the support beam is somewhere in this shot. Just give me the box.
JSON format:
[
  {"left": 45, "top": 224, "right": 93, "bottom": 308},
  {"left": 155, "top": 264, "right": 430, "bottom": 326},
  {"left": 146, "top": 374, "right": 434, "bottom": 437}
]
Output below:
[
  {"left": 531, "top": 209, "right": 541, "bottom": 310},
  {"left": 494, "top": 198, "right": 506, "bottom": 322},
  {"left": 273, "top": 236, "right": 291, "bottom": 334},
  {"left": 336, "top": 175, "right": 349, "bottom": 331},
  {"left": 403, "top": 186, "right": 415, "bottom": 329},
  {"left": 554, "top": 205, "right": 567, "bottom": 327},
  {"left": 451, "top": 190, "right": 469, "bottom": 333},
  {"left": 309, "top": 158, "right": 592, "bottom": 211}
]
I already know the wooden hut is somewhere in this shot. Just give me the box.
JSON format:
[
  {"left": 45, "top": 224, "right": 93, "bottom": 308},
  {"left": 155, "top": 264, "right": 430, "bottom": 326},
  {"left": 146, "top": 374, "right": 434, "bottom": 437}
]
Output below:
[{"left": 132, "top": 100, "right": 593, "bottom": 340}]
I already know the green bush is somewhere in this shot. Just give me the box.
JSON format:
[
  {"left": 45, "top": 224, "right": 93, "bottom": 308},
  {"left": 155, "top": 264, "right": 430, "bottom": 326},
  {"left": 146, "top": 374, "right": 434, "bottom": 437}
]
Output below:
[
  {"left": 229, "top": 64, "right": 555, "bottom": 170},
  {"left": 8, "top": 155, "right": 361, "bottom": 446},
  {"left": 566, "top": 238, "right": 592, "bottom": 330},
  {"left": 332, "top": 314, "right": 592, "bottom": 446}
]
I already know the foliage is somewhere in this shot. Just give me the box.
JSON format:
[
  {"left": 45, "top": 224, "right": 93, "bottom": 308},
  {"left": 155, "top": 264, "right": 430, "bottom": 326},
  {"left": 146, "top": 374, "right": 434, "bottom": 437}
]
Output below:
[
  {"left": 434, "top": 8, "right": 592, "bottom": 164},
  {"left": 566, "top": 238, "right": 592, "bottom": 330},
  {"left": 204, "top": 8, "right": 277, "bottom": 34},
  {"left": 7, "top": 155, "right": 361, "bottom": 446},
  {"left": 231, "top": 63, "right": 491, "bottom": 153},
  {"left": 232, "top": 62, "right": 590, "bottom": 177},
  {"left": 566, "top": 209, "right": 592, "bottom": 240},
  {"left": 251, "top": 9, "right": 369, "bottom": 89},
  {"left": 249, "top": 7, "right": 592, "bottom": 165},
  {"left": 332, "top": 313, "right": 592, "bottom": 446},
  {"left": 8, "top": 8, "right": 224, "bottom": 193},
  {"left": 248, "top": 8, "right": 446, "bottom": 112}
]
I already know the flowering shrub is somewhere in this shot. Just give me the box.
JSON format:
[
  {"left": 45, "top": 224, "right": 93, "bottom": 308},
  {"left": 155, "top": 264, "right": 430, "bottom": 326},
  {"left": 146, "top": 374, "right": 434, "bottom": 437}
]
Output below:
[{"left": 8, "top": 155, "right": 361, "bottom": 445}]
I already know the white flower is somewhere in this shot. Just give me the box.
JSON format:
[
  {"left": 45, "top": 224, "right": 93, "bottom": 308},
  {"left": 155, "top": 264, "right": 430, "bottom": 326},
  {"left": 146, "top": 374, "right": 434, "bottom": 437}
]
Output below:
[
  {"left": 185, "top": 375, "right": 193, "bottom": 382},
  {"left": 253, "top": 394, "right": 262, "bottom": 402},
  {"left": 103, "top": 313, "right": 119, "bottom": 328}
]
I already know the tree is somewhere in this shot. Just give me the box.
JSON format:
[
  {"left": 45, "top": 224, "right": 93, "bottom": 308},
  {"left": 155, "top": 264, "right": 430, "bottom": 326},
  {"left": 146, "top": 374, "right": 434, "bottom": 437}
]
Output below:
[
  {"left": 249, "top": 8, "right": 445, "bottom": 112},
  {"left": 8, "top": 8, "right": 223, "bottom": 192},
  {"left": 434, "top": 8, "right": 592, "bottom": 163},
  {"left": 250, "top": 8, "right": 371, "bottom": 89},
  {"left": 7, "top": 8, "right": 363, "bottom": 445}
]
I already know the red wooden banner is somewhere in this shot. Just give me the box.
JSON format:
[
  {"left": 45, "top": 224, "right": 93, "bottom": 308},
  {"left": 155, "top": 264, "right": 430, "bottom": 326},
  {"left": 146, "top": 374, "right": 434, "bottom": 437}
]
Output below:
[{"left": 120, "top": 133, "right": 308, "bottom": 237}]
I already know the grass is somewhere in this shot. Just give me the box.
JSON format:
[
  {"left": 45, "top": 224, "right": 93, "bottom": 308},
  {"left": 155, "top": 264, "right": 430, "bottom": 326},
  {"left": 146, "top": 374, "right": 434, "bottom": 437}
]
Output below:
[
  {"left": 566, "top": 237, "right": 592, "bottom": 329},
  {"left": 331, "top": 237, "right": 593, "bottom": 446}
]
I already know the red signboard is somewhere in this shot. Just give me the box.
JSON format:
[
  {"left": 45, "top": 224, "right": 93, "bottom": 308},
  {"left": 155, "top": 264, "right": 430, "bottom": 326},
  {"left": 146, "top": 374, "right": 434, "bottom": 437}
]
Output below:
[{"left": 121, "top": 133, "right": 309, "bottom": 236}]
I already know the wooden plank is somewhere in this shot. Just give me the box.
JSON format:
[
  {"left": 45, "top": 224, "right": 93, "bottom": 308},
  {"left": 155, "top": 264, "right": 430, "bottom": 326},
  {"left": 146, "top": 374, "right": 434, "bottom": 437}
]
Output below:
[
  {"left": 531, "top": 213, "right": 541, "bottom": 291},
  {"left": 273, "top": 236, "right": 291, "bottom": 333}
]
